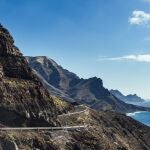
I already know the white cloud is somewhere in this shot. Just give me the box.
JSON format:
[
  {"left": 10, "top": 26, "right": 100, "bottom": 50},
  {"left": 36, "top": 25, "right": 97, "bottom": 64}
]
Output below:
[
  {"left": 129, "top": 10, "right": 150, "bottom": 26},
  {"left": 98, "top": 54, "right": 150, "bottom": 62}
]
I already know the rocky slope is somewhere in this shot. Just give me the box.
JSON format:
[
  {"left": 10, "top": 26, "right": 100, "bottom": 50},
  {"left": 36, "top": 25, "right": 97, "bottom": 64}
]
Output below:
[
  {"left": 0, "top": 24, "right": 59, "bottom": 127},
  {"left": 27, "top": 56, "right": 150, "bottom": 113},
  {"left": 110, "top": 90, "right": 145, "bottom": 103},
  {"left": 0, "top": 108, "right": 150, "bottom": 150},
  {"left": 60, "top": 108, "right": 150, "bottom": 150}
]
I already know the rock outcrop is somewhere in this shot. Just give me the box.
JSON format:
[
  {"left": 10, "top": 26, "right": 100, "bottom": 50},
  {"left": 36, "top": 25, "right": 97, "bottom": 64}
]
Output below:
[{"left": 0, "top": 24, "right": 58, "bottom": 127}]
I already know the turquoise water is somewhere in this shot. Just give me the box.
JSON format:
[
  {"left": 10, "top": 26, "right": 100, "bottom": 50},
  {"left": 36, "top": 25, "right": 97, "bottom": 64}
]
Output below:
[
  {"left": 127, "top": 111, "right": 150, "bottom": 126},
  {"left": 125, "top": 101, "right": 150, "bottom": 126}
]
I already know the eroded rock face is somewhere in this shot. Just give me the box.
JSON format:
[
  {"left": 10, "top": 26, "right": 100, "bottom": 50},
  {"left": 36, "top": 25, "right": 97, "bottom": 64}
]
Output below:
[
  {"left": 0, "top": 24, "right": 21, "bottom": 57},
  {"left": 0, "top": 24, "right": 58, "bottom": 127}
]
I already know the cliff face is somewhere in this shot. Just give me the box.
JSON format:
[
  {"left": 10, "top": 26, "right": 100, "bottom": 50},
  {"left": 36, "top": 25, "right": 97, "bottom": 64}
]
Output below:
[{"left": 0, "top": 25, "right": 58, "bottom": 127}]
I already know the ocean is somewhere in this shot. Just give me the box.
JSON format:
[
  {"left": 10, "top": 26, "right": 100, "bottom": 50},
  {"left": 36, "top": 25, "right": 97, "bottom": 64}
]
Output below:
[
  {"left": 126, "top": 101, "right": 150, "bottom": 127},
  {"left": 127, "top": 111, "right": 150, "bottom": 126}
]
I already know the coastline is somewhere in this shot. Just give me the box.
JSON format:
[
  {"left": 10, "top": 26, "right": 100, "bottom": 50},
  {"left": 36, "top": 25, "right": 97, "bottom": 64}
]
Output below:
[
  {"left": 126, "top": 111, "right": 146, "bottom": 117},
  {"left": 126, "top": 111, "right": 150, "bottom": 127}
]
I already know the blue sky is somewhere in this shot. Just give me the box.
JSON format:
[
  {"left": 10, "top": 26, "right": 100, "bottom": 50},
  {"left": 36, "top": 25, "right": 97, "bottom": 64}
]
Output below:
[{"left": 0, "top": 0, "right": 150, "bottom": 99}]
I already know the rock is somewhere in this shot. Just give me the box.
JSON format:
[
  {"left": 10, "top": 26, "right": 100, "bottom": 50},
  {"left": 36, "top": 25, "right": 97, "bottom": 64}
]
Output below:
[{"left": 0, "top": 139, "right": 19, "bottom": 150}]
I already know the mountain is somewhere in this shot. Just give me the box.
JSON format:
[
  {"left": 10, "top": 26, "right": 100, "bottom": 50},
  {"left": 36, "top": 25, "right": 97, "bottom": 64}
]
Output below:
[
  {"left": 26, "top": 56, "right": 150, "bottom": 113},
  {"left": 110, "top": 90, "right": 145, "bottom": 103},
  {"left": 26, "top": 56, "right": 78, "bottom": 91},
  {"left": 0, "top": 24, "right": 59, "bottom": 127},
  {"left": 0, "top": 24, "right": 150, "bottom": 149}
]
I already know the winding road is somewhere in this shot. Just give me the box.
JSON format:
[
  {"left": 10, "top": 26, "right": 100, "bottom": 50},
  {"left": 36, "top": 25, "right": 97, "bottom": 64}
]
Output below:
[
  {"left": 0, "top": 125, "right": 88, "bottom": 131},
  {"left": 0, "top": 105, "right": 88, "bottom": 131},
  {"left": 58, "top": 105, "right": 88, "bottom": 117}
]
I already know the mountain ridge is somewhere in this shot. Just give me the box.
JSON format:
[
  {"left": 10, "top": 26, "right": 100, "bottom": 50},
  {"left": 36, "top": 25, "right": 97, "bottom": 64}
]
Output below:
[
  {"left": 27, "top": 56, "right": 150, "bottom": 113},
  {"left": 110, "top": 89, "right": 145, "bottom": 103}
]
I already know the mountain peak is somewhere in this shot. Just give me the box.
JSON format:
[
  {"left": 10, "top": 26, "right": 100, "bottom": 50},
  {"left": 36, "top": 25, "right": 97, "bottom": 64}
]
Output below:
[{"left": 0, "top": 24, "right": 21, "bottom": 56}]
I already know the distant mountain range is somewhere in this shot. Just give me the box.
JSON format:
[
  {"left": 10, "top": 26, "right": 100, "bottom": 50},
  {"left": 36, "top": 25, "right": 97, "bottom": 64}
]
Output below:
[
  {"left": 110, "top": 90, "right": 145, "bottom": 103},
  {"left": 26, "top": 56, "right": 150, "bottom": 113}
]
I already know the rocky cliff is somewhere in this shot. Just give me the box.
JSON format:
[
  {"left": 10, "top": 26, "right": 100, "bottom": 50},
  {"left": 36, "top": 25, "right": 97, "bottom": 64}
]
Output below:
[{"left": 0, "top": 24, "right": 58, "bottom": 127}]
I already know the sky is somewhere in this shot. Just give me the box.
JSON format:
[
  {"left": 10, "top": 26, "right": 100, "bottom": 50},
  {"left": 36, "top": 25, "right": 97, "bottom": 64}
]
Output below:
[{"left": 0, "top": 0, "right": 150, "bottom": 99}]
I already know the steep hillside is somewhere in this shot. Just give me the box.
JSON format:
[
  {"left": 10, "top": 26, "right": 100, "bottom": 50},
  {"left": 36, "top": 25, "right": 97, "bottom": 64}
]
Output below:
[
  {"left": 0, "top": 24, "right": 58, "bottom": 127},
  {"left": 59, "top": 107, "right": 150, "bottom": 150},
  {"left": 26, "top": 56, "right": 78, "bottom": 91},
  {"left": 0, "top": 108, "right": 150, "bottom": 150},
  {"left": 32, "top": 68, "right": 75, "bottom": 103},
  {"left": 27, "top": 56, "right": 150, "bottom": 113}
]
